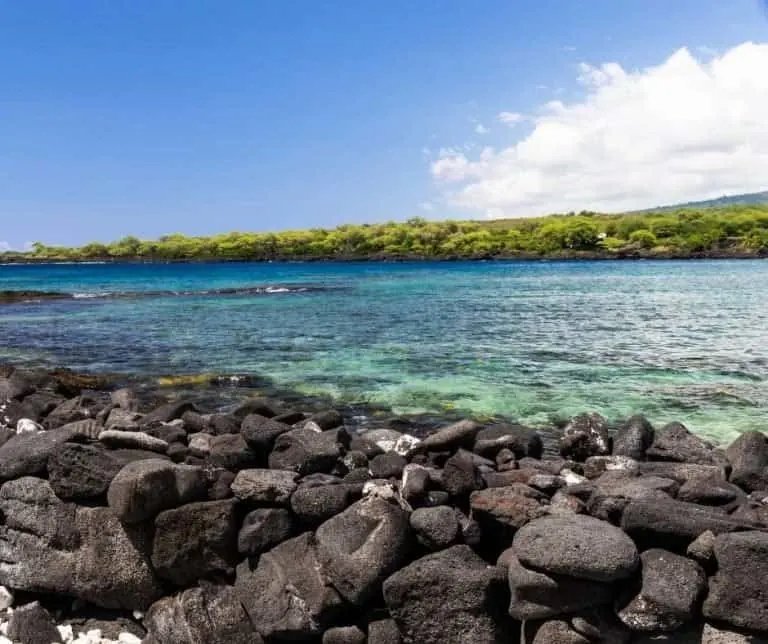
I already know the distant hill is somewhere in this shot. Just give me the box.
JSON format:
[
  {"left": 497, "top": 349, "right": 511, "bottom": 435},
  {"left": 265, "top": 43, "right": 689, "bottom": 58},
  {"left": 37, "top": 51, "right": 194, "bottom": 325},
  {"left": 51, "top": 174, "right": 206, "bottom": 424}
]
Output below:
[{"left": 641, "top": 191, "right": 768, "bottom": 212}]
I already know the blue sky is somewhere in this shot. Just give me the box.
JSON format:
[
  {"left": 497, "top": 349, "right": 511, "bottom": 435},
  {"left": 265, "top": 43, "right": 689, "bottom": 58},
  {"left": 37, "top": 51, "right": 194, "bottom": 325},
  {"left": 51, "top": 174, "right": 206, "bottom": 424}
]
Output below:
[{"left": 1, "top": 0, "right": 767, "bottom": 248}]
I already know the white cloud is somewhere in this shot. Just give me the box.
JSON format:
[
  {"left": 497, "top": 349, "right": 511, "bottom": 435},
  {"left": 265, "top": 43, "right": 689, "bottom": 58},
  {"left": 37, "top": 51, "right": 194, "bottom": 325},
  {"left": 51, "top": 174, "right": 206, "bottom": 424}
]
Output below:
[
  {"left": 498, "top": 111, "right": 524, "bottom": 125},
  {"left": 0, "top": 241, "right": 13, "bottom": 252},
  {"left": 431, "top": 42, "right": 768, "bottom": 216},
  {"left": 474, "top": 123, "right": 490, "bottom": 134},
  {"left": 419, "top": 201, "right": 435, "bottom": 212}
]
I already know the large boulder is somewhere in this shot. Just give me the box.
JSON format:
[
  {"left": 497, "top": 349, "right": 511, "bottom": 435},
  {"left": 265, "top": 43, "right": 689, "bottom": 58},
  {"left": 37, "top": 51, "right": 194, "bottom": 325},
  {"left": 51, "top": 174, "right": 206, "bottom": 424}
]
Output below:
[
  {"left": 726, "top": 431, "right": 768, "bottom": 492},
  {"left": 0, "top": 477, "right": 161, "bottom": 609},
  {"left": 383, "top": 545, "right": 513, "bottom": 644},
  {"left": 616, "top": 548, "right": 706, "bottom": 632},
  {"left": 315, "top": 496, "right": 411, "bottom": 605},
  {"left": 703, "top": 531, "right": 768, "bottom": 632},
  {"left": 107, "top": 459, "right": 208, "bottom": 524},
  {"left": 559, "top": 413, "right": 611, "bottom": 461},
  {"left": 506, "top": 553, "right": 613, "bottom": 620},
  {"left": 230, "top": 468, "right": 298, "bottom": 505},
  {"left": 512, "top": 515, "right": 638, "bottom": 582},
  {"left": 235, "top": 532, "right": 345, "bottom": 640},
  {"left": 152, "top": 499, "right": 239, "bottom": 586},
  {"left": 646, "top": 422, "right": 721, "bottom": 465},
  {"left": 612, "top": 415, "right": 654, "bottom": 460},
  {"left": 99, "top": 429, "right": 168, "bottom": 453},
  {"left": 144, "top": 583, "right": 262, "bottom": 644},
  {"left": 48, "top": 444, "right": 166, "bottom": 501},
  {"left": 0, "top": 425, "right": 84, "bottom": 481},
  {"left": 621, "top": 497, "right": 762, "bottom": 551},
  {"left": 442, "top": 451, "right": 484, "bottom": 497},
  {"left": 44, "top": 393, "right": 105, "bottom": 429}
]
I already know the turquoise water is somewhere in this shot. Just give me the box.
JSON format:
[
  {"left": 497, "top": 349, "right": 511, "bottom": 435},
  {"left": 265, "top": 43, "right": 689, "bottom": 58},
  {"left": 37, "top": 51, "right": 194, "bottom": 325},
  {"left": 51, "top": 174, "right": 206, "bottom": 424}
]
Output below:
[{"left": 1, "top": 260, "right": 767, "bottom": 443}]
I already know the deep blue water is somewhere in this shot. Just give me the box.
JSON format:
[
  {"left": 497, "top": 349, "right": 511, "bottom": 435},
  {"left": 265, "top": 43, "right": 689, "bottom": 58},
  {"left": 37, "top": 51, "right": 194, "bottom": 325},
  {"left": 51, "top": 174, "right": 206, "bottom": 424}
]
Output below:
[{"left": 2, "top": 260, "right": 767, "bottom": 443}]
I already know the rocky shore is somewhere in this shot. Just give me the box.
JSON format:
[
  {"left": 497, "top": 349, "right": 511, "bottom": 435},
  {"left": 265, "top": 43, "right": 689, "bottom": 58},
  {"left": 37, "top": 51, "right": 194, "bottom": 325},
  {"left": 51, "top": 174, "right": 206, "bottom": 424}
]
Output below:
[{"left": 2, "top": 365, "right": 768, "bottom": 643}]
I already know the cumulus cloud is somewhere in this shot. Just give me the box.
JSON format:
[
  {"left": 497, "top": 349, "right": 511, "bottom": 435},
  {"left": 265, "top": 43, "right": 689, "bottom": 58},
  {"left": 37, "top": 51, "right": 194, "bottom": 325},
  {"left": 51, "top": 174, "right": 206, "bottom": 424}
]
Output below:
[
  {"left": 431, "top": 42, "right": 768, "bottom": 216},
  {"left": 474, "top": 123, "right": 490, "bottom": 134}
]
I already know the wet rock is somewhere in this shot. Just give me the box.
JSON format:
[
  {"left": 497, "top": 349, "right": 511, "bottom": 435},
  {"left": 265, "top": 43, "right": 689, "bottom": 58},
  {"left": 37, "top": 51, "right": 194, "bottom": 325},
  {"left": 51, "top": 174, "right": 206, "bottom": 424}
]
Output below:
[
  {"left": 474, "top": 423, "right": 543, "bottom": 459},
  {"left": 506, "top": 553, "right": 613, "bottom": 620},
  {"left": 646, "top": 421, "right": 721, "bottom": 465},
  {"left": 269, "top": 427, "right": 349, "bottom": 475},
  {"left": 726, "top": 431, "right": 768, "bottom": 493},
  {"left": 188, "top": 432, "right": 214, "bottom": 457},
  {"left": 7, "top": 601, "right": 62, "bottom": 644},
  {"left": 144, "top": 583, "right": 263, "bottom": 644},
  {"left": 105, "top": 407, "right": 142, "bottom": 431},
  {"left": 370, "top": 452, "right": 408, "bottom": 479},
  {"left": 230, "top": 468, "right": 298, "bottom": 505},
  {"left": 383, "top": 545, "right": 513, "bottom": 644},
  {"left": 5, "top": 391, "right": 64, "bottom": 425},
  {"left": 513, "top": 514, "right": 638, "bottom": 582},
  {"left": 152, "top": 499, "right": 238, "bottom": 586},
  {"left": 144, "top": 422, "right": 186, "bottom": 445},
  {"left": 107, "top": 459, "right": 207, "bottom": 524},
  {"left": 621, "top": 497, "right": 761, "bottom": 552},
  {"left": 410, "top": 506, "right": 461, "bottom": 550},
  {"left": 0, "top": 477, "right": 161, "bottom": 609},
  {"left": 703, "top": 531, "right": 768, "bottom": 632},
  {"left": 613, "top": 414, "right": 654, "bottom": 460},
  {"left": 235, "top": 532, "right": 345, "bottom": 640},
  {"left": 559, "top": 413, "right": 611, "bottom": 461},
  {"left": 638, "top": 460, "right": 727, "bottom": 484},
  {"left": 238, "top": 507, "right": 294, "bottom": 556},
  {"left": 0, "top": 370, "right": 34, "bottom": 402},
  {"left": 232, "top": 397, "right": 279, "bottom": 419},
  {"left": 616, "top": 548, "right": 706, "bottom": 632},
  {"left": 291, "top": 483, "right": 361, "bottom": 526}
]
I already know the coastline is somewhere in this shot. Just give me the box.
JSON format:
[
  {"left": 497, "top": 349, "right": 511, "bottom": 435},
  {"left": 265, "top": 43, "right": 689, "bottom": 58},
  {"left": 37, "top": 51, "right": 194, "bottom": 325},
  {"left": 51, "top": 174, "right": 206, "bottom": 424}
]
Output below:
[
  {"left": 2, "top": 247, "right": 767, "bottom": 264},
  {"left": 1, "top": 363, "right": 768, "bottom": 641}
]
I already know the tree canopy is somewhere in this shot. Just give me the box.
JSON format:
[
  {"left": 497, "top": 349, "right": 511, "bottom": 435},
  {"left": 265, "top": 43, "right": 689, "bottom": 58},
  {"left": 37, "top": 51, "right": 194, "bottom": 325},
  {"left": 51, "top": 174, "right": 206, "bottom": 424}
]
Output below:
[{"left": 6, "top": 204, "right": 768, "bottom": 262}]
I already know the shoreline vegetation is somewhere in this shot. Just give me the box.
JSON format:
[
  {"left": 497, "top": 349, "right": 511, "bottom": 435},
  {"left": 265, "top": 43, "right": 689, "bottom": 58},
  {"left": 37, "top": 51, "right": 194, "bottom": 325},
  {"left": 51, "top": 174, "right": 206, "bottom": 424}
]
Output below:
[{"left": 3, "top": 203, "right": 768, "bottom": 263}]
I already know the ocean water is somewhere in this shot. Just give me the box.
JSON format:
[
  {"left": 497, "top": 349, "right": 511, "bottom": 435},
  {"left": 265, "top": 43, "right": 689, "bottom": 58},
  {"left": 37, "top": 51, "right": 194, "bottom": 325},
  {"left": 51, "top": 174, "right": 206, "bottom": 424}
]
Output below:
[{"left": 1, "top": 260, "right": 767, "bottom": 444}]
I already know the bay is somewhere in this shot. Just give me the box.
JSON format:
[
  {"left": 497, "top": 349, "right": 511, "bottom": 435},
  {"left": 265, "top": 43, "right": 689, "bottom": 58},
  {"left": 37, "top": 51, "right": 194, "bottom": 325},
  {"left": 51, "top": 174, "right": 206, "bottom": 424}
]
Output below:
[{"left": 1, "top": 259, "right": 767, "bottom": 443}]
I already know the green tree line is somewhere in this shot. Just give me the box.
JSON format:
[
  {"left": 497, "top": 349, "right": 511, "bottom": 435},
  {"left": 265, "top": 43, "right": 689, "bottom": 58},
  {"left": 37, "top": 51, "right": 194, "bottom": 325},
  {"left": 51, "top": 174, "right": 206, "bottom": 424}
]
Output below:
[{"left": 7, "top": 205, "right": 768, "bottom": 262}]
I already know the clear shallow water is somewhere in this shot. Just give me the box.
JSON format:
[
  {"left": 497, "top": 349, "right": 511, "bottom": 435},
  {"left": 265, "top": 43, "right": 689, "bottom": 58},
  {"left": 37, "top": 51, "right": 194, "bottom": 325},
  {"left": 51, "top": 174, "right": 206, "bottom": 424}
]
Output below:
[{"left": 1, "top": 260, "right": 767, "bottom": 443}]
